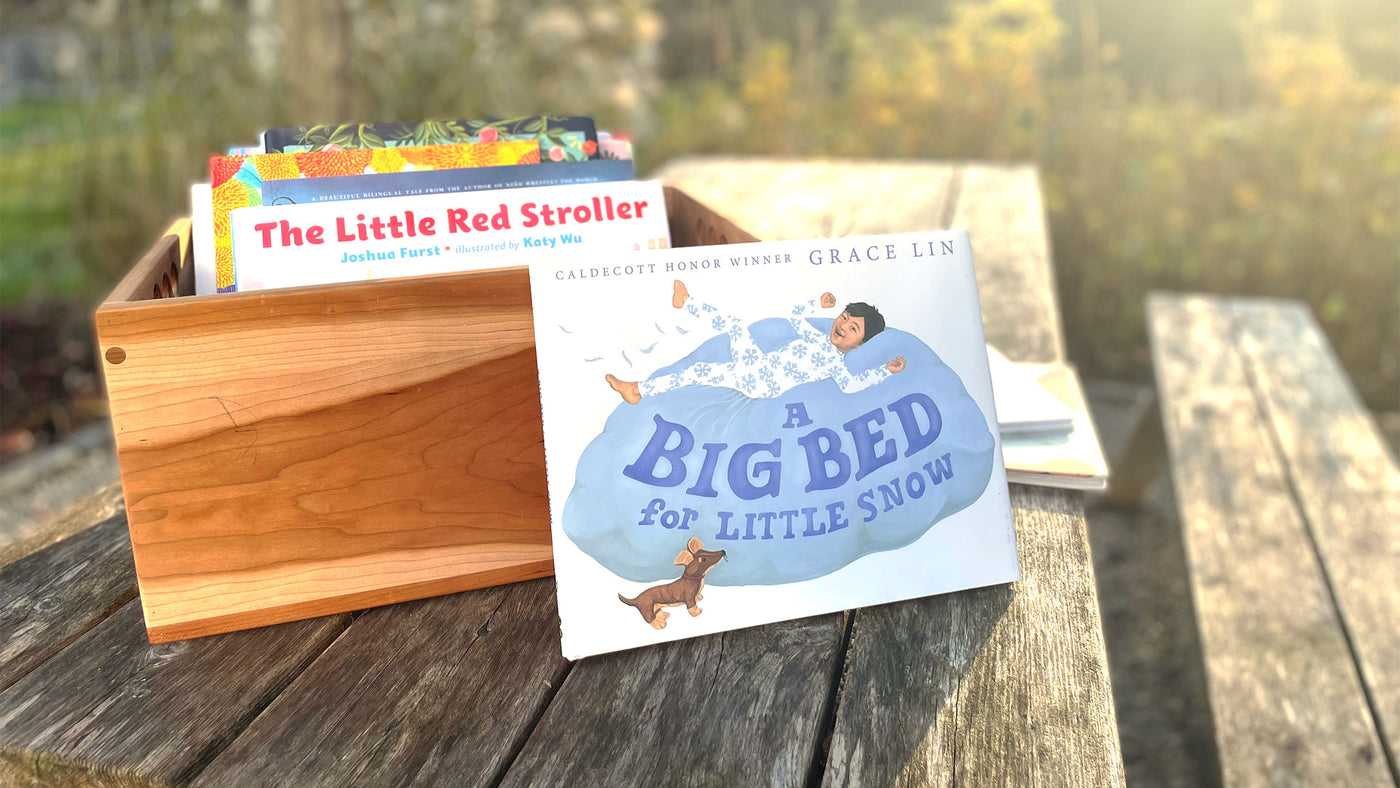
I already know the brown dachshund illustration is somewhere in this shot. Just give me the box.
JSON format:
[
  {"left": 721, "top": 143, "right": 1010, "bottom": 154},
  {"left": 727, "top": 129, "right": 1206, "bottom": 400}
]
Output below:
[{"left": 618, "top": 537, "right": 727, "bottom": 629}]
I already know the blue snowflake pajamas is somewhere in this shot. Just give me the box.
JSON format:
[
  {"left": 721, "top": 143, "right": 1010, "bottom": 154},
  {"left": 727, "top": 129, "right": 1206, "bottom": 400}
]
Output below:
[{"left": 638, "top": 297, "right": 890, "bottom": 399}]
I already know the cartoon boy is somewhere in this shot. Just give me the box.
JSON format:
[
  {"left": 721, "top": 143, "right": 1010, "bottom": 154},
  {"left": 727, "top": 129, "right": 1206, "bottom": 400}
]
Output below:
[{"left": 607, "top": 280, "right": 907, "bottom": 403}]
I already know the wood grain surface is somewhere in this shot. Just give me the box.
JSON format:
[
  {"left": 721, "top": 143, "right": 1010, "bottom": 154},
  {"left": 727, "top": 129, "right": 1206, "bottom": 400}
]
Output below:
[
  {"left": 823, "top": 487, "right": 1122, "bottom": 787},
  {"left": 500, "top": 612, "right": 847, "bottom": 788},
  {"left": 97, "top": 267, "right": 553, "bottom": 640},
  {"left": 0, "top": 603, "right": 347, "bottom": 787},
  {"left": 0, "top": 512, "right": 136, "bottom": 693},
  {"left": 1230, "top": 298, "right": 1400, "bottom": 777},
  {"left": 194, "top": 579, "right": 568, "bottom": 787},
  {"left": 104, "top": 219, "right": 191, "bottom": 306},
  {"left": 1148, "top": 293, "right": 1392, "bottom": 787}
]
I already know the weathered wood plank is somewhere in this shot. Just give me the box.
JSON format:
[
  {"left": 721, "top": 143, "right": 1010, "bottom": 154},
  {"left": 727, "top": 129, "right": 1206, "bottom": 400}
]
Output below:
[
  {"left": 1230, "top": 298, "right": 1400, "bottom": 775},
  {"left": 0, "top": 510, "right": 136, "bottom": 693},
  {"left": 193, "top": 579, "right": 569, "bottom": 788},
  {"left": 823, "top": 486, "right": 1124, "bottom": 787},
  {"left": 500, "top": 613, "right": 847, "bottom": 788},
  {"left": 946, "top": 164, "right": 1065, "bottom": 364},
  {"left": 0, "top": 602, "right": 347, "bottom": 787},
  {"left": 97, "top": 266, "right": 554, "bottom": 642},
  {"left": 0, "top": 481, "right": 124, "bottom": 569},
  {"left": 1148, "top": 293, "right": 1390, "bottom": 787}
]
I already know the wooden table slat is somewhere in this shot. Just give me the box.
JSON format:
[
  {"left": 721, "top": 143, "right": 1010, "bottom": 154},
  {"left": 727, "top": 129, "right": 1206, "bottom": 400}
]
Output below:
[
  {"left": 193, "top": 579, "right": 569, "bottom": 788},
  {"left": 1230, "top": 298, "right": 1400, "bottom": 771},
  {"left": 1148, "top": 293, "right": 1392, "bottom": 787},
  {"left": 0, "top": 602, "right": 348, "bottom": 787},
  {"left": 500, "top": 613, "right": 846, "bottom": 788},
  {"left": 948, "top": 164, "right": 1065, "bottom": 364},
  {"left": 823, "top": 487, "right": 1124, "bottom": 787},
  {"left": 0, "top": 512, "right": 136, "bottom": 693}
]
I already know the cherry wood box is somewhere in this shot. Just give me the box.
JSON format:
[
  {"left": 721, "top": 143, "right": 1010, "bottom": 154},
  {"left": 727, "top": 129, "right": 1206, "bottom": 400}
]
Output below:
[{"left": 96, "top": 187, "right": 756, "bottom": 643}]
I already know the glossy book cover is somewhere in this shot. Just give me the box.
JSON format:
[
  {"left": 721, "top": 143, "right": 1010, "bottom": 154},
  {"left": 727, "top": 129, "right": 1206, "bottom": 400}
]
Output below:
[
  {"left": 207, "top": 140, "right": 539, "bottom": 292},
  {"left": 529, "top": 231, "right": 1020, "bottom": 658},
  {"left": 230, "top": 180, "right": 670, "bottom": 291}
]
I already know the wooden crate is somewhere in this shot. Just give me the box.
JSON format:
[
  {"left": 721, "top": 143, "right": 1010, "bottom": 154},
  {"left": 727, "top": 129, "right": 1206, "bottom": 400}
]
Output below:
[{"left": 96, "top": 186, "right": 757, "bottom": 643}]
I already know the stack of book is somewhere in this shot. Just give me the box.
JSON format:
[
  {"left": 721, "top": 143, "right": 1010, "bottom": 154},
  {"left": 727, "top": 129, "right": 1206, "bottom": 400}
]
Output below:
[
  {"left": 987, "top": 345, "right": 1109, "bottom": 491},
  {"left": 189, "top": 115, "right": 670, "bottom": 295}
]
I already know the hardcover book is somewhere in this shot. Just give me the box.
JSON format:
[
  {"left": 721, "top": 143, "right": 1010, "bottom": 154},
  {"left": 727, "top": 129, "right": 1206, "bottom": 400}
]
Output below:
[
  {"left": 986, "top": 344, "right": 1076, "bottom": 434},
  {"left": 262, "top": 115, "right": 599, "bottom": 162},
  {"left": 529, "top": 231, "right": 1020, "bottom": 658},
  {"left": 207, "top": 140, "right": 539, "bottom": 292},
  {"left": 261, "top": 159, "right": 636, "bottom": 206},
  {"left": 998, "top": 362, "right": 1109, "bottom": 491},
  {"left": 230, "top": 180, "right": 670, "bottom": 291}
]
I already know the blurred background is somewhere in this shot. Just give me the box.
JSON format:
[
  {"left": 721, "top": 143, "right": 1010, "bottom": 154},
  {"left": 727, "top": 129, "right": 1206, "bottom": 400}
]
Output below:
[
  {"left": 0, "top": 1, "right": 1395, "bottom": 782},
  {"left": 0, "top": 0, "right": 1396, "bottom": 457}
]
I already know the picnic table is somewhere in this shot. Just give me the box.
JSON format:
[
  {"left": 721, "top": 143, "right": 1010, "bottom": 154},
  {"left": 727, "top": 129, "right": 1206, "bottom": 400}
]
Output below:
[
  {"left": 1149, "top": 294, "right": 1400, "bottom": 787},
  {"left": 0, "top": 158, "right": 1125, "bottom": 787}
]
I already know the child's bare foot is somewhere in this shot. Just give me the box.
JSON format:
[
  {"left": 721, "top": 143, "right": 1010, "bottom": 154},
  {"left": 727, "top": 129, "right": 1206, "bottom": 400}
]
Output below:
[
  {"left": 672, "top": 280, "right": 689, "bottom": 308},
  {"left": 606, "top": 374, "right": 642, "bottom": 404}
]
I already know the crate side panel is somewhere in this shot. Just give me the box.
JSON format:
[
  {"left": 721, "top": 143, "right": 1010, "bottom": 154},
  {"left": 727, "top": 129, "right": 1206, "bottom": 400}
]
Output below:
[
  {"left": 96, "top": 268, "right": 536, "bottom": 450},
  {"left": 117, "top": 344, "right": 550, "bottom": 634}
]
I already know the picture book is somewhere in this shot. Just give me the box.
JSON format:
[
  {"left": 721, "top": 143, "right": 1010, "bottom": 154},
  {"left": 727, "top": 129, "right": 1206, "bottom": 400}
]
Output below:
[
  {"left": 209, "top": 139, "right": 539, "bottom": 292},
  {"left": 529, "top": 231, "right": 1020, "bottom": 658},
  {"left": 190, "top": 183, "right": 216, "bottom": 296},
  {"left": 986, "top": 344, "right": 1076, "bottom": 434},
  {"left": 999, "top": 363, "right": 1110, "bottom": 491},
  {"left": 262, "top": 115, "right": 599, "bottom": 162},
  {"left": 597, "top": 131, "right": 633, "bottom": 160},
  {"left": 230, "top": 180, "right": 670, "bottom": 292},
  {"left": 261, "top": 158, "right": 636, "bottom": 206}
]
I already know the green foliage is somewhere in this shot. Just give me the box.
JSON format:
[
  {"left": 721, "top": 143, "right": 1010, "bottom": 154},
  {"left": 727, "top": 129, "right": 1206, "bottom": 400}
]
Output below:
[
  {"left": 0, "top": 0, "right": 1394, "bottom": 407},
  {"left": 649, "top": 0, "right": 1398, "bottom": 408}
]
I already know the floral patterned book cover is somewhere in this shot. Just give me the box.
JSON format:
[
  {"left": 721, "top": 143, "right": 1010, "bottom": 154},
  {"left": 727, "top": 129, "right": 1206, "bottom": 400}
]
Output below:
[
  {"left": 528, "top": 231, "right": 1020, "bottom": 658},
  {"left": 262, "top": 115, "right": 600, "bottom": 162},
  {"left": 204, "top": 140, "right": 538, "bottom": 293}
]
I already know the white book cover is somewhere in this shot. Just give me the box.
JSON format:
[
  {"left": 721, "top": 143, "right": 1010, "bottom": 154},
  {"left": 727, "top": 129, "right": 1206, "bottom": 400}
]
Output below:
[
  {"left": 190, "top": 183, "right": 216, "bottom": 296},
  {"left": 530, "top": 231, "right": 1020, "bottom": 659},
  {"left": 986, "top": 344, "right": 1076, "bottom": 434},
  {"left": 228, "top": 180, "right": 670, "bottom": 291},
  {"left": 1001, "top": 363, "right": 1110, "bottom": 491}
]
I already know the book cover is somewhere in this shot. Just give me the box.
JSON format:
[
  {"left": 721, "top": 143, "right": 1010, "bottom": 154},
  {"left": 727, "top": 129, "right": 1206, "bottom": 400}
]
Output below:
[
  {"left": 190, "top": 183, "right": 216, "bottom": 296},
  {"left": 209, "top": 140, "right": 539, "bottom": 292},
  {"left": 261, "top": 159, "right": 636, "bottom": 206},
  {"left": 987, "top": 344, "right": 1076, "bottom": 434},
  {"left": 263, "top": 115, "right": 599, "bottom": 162},
  {"left": 230, "top": 180, "right": 670, "bottom": 291},
  {"left": 1000, "top": 363, "right": 1110, "bottom": 491},
  {"left": 529, "top": 231, "right": 1020, "bottom": 659}
]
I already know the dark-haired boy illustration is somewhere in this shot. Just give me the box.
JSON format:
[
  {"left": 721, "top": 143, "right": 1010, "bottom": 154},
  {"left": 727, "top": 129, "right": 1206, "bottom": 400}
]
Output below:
[{"left": 607, "top": 280, "right": 907, "bottom": 403}]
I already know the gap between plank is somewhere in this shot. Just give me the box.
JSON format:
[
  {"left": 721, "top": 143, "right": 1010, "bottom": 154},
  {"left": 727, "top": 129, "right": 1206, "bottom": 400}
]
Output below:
[
  {"left": 804, "top": 610, "right": 856, "bottom": 788},
  {"left": 1228, "top": 302, "right": 1400, "bottom": 786},
  {"left": 177, "top": 614, "right": 355, "bottom": 786},
  {"left": 488, "top": 657, "right": 575, "bottom": 788},
  {"left": 0, "top": 587, "right": 138, "bottom": 696}
]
